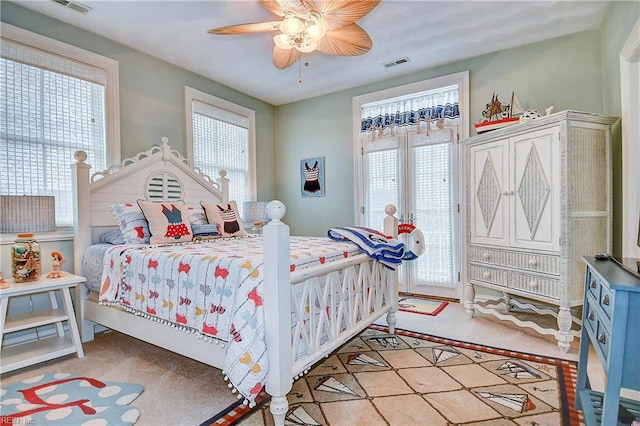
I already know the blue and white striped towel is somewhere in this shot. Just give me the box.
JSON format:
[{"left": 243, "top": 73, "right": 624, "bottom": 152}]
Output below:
[{"left": 327, "top": 226, "right": 405, "bottom": 270}]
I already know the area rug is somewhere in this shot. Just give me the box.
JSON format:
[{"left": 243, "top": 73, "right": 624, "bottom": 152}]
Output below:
[
  {"left": 398, "top": 297, "right": 448, "bottom": 316},
  {"left": 204, "top": 326, "right": 583, "bottom": 426},
  {"left": 0, "top": 373, "right": 144, "bottom": 425}
]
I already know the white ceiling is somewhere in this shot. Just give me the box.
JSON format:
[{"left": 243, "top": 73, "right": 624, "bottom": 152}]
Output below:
[{"left": 13, "top": 0, "right": 613, "bottom": 106}]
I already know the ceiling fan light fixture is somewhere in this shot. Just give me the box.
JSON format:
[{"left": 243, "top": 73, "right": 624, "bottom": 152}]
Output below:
[
  {"left": 295, "top": 39, "right": 318, "bottom": 53},
  {"left": 305, "top": 18, "right": 326, "bottom": 41},
  {"left": 273, "top": 34, "right": 294, "bottom": 50},
  {"left": 280, "top": 15, "right": 304, "bottom": 36},
  {"left": 208, "top": 0, "right": 381, "bottom": 70}
]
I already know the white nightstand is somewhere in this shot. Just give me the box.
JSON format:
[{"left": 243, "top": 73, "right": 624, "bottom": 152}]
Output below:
[{"left": 0, "top": 274, "right": 86, "bottom": 373}]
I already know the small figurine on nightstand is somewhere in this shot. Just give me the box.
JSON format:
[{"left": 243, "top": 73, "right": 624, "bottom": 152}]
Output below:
[
  {"left": 47, "top": 251, "right": 68, "bottom": 278},
  {"left": 0, "top": 272, "right": 8, "bottom": 289}
]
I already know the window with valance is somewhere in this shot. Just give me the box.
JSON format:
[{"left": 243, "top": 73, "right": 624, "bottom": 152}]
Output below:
[{"left": 360, "top": 85, "right": 461, "bottom": 139}]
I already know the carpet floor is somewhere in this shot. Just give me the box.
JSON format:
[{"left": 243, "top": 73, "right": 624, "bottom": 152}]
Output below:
[
  {"left": 0, "top": 331, "right": 238, "bottom": 426},
  {"left": 1, "top": 302, "right": 594, "bottom": 425}
]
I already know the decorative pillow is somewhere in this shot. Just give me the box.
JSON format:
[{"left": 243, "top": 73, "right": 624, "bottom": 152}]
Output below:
[
  {"left": 109, "top": 203, "right": 151, "bottom": 244},
  {"left": 99, "top": 229, "right": 126, "bottom": 245},
  {"left": 137, "top": 200, "right": 193, "bottom": 244},
  {"left": 201, "top": 200, "right": 246, "bottom": 237},
  {"left": 186, "top": 205, "right": 207, "bottom": 226}
]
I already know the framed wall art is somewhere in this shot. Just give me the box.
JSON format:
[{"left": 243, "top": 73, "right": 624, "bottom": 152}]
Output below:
[{"left": 300, "top": 157, "right": 325, "bottom": 197}]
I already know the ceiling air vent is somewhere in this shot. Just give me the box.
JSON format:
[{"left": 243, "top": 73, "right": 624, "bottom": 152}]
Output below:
[
  {"left": 51, "top": 0, "right": 92, "bottom": 14},
  {"left": 382, "top": 57, "right": 410, "bottom": 68}
]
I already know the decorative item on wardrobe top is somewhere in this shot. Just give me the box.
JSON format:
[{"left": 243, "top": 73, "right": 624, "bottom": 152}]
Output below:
[{"left": 474, "top": 91, "right": 555, "bottom": 134}]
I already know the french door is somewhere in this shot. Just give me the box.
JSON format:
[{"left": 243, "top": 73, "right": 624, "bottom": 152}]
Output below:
[{"left": 361, "top": 128, "right": 460, "bottom": 299}]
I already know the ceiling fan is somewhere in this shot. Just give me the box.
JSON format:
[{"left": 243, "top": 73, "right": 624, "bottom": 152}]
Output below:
[{"left": 208, "top": 0, "right": 381, "bottom": 69}]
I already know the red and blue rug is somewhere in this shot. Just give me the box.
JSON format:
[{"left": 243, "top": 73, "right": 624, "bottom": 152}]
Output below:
[
  {"left": 204, "top": 326, "right": 582, "bottom": 425},
  {"left": 398, "top": 297, "right": 448, "bottom": 316},
  {"left": 1, "top": 373, "right": 143, "bottom": 425}
]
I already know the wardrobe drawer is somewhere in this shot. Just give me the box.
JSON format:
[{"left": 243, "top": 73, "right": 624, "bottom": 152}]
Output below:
[
  {"left": 469, "top": 246, "right": 560, "bottom": 275},
  {"left": 509, "top": 272, "right": 560, "bottom": 299},
  {"left": 468, "top": 263, "right": 508, "bottom": 288}
]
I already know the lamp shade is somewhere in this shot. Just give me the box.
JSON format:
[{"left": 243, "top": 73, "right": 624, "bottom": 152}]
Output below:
[
  {"left": 0, "top": 195, "right": 56, "bottom": 233},
  {"left": 242, "top": 201, "right": 269, "bottom": 224}
]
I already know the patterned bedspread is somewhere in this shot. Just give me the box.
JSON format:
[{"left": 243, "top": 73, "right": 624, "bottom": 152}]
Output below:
[{"left": 99, "top": 235, "right": 361, "bottom": 404}]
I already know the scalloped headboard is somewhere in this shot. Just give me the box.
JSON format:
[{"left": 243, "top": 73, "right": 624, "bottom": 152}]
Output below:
[{"left": 71, "top": 137, "right": 229, "bottom": 273}]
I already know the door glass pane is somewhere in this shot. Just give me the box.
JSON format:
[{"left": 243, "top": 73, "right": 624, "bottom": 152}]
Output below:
[
  {"left": 410, "top": 131, "right": 454, "bottom": 287},
  {"left": 362, "top": 137, "right": 400, "bottom": 231}
]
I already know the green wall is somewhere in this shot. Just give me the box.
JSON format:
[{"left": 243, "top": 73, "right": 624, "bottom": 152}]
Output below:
[
  {"left": 601, "top": 1, "right": 640, "bottom": 257},
  {"left": 2, "top": 1, "right": 638, "bottom": 253},
  {"left": 275, "top": 2, "right": 639, "bottom": 253},
  {"left": 0, "top": 1, "right": 278, "bottom": 202},
  {"left": 275, "top": 31, "right": 606, "bottom": 235}
]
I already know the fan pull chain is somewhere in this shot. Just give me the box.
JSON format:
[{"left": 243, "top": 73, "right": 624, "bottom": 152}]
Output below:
[{"left": 298, "top": 57, "right": 309, "bottom": 84}]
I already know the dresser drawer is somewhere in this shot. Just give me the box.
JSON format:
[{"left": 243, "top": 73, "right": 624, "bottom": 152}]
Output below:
[
  {"left": 468, "top": 263, "right": 508, "bottom": 288},
  {"left": 583, "top": 297, "right": 598, "bottom": 339},
  {"left": 509, "top": 271, "right": 560, "bottom": 300},
  {"left": 586, "top": 269, "right": 601, "bottom": 301},
  {"left": 469, "top": 246, "right": 560, "bottom": 275},
  {"left": 595, "top": 320, "right": 611, "bottom": 363},
  {"left": 599, "top": 283, "right": 614, "bottom": 321}
]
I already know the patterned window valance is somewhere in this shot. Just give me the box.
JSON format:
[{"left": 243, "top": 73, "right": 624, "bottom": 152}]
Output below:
[{"left": 360, "top": 85, "right": 460, "bottom": 138}]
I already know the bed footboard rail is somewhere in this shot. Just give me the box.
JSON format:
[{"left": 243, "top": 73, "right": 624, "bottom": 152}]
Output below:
[
  {"left": 290, "top": 257, "right": 396, "bottom": 376},
  {"left": 262, "top": 201, "right": 398, "bottom": 426}
]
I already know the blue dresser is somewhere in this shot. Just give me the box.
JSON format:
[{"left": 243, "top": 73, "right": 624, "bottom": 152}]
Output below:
[{"left": 576, "top": 256, "right": 640, "bottom": 425}]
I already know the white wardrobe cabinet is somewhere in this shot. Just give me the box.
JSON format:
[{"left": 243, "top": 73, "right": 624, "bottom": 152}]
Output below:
[{"left": 463, "top": 110, "right": 617, "bottom": 353}]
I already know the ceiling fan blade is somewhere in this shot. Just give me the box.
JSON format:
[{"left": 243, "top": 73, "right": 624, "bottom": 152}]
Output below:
[
  {"left": 316, "top": 23, "right": 372, "bottom": 56},
  {"left": 272, "top": 46, "right": 303, "bottom": 69},
  {"left": 208, "top": 21, "right": 282, "bottom": 35},
  {"left": 260, "top": 0, "right": 307, "bottom": 18},
  {"left": 301, "top": 0, "right": 381, "bottom": 30}
]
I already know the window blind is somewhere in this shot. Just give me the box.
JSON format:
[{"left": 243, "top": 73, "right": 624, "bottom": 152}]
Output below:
[
  {"left": 362, "top": 136, "right": 401, "bottom": 230},
  {"left": 409, "top": 131, "right": 454, "bottom": 286},
  {"left": 1, "top": 37, "right": 108, "bottom": 227},
  {"left": 192, "top": 100, "right": 250, "bottom": 213}
]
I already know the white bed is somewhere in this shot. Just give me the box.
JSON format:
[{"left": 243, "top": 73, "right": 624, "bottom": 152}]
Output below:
[{"left": 72, "top": 138, "right": 399, "bottom": 425}]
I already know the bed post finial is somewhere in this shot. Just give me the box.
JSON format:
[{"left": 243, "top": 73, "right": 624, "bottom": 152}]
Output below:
[
  {"left": 160, "top": 137, "right": 171, "bottom": 161},
  {"left": 218, "top": 170, "right": 229, "bottom": 202},
  {"left": 384, "top": 204, "right": 398, "bottom": 238},
  {"left": 265, "top": 200, "right": 286, "bottom": 223},
  {"left": 74, "top": 150, "right": 88, "bottom": 163}
]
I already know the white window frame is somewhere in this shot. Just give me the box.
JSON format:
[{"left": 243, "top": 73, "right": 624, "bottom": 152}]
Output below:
[
  {"left": 1, "top": 23, "right": 121, "bottom": 167},
  {"left": 184, "top": 86, "right": 257, "bottom": 200},
  {"left": 352, "top": 71, "right": 470, "bottom": 223},
  {"left": 352, "top": 71, "right": 469, "bottom": 300}
]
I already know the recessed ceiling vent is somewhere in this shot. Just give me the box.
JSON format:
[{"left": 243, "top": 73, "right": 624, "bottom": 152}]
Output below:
[
  {"left": 382, "top": 57, "right": 410, "bottom": 68},
  {"left": 51, "top": 0, "right": 92, "bottom": 14}
]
